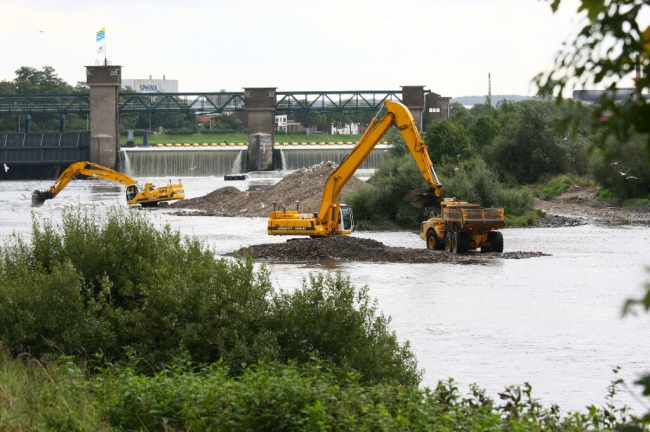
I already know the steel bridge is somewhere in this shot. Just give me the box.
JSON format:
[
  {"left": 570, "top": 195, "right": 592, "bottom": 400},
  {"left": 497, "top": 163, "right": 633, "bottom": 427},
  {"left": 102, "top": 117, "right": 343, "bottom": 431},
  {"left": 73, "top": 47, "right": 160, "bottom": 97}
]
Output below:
[{"left": 0, "top": 90, "right": 414, "bottom": 117}]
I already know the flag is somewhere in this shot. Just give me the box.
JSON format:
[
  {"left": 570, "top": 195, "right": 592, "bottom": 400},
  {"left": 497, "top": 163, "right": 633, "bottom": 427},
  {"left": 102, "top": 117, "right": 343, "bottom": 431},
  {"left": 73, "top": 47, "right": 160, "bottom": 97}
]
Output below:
[
  {"left": 96, "top": 27, "right": 105, "bottom": 43},
  {"left": 97, "top": 44, "right": 105, "bottom": 54}
]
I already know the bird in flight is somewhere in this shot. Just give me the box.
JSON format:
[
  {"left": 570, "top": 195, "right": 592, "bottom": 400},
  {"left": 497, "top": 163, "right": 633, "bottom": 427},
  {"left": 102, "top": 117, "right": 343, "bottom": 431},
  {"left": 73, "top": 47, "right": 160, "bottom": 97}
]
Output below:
[
  {"left": 36, "top": 30, "right": 46, "bottom": 33},
  {"left": 189, "top": 166, "right": 197, "bottom": 170},
  {"left": 610, "top": 161, "right": 620, "bottom": 165},
  {"left": 619, "top": 171, "right": 628, "bottom": 176},
  {"left": 626, "top": 176, "right": 638, "bottom": 180},
  {"left": 3, "top": 163, "right": 8, "bottom": 172}
]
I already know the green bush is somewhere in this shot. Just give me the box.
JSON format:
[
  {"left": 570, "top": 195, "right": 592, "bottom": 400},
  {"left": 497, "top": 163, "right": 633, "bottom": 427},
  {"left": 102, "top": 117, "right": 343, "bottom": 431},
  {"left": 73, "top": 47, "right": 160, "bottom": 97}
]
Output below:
[
  {"left": 344, "top": 155, "right": 429, "bottom": 227},
  {"left": 0, "top": 207, "right": 419, "bottom": 384},
  {"left": 590, "top": 136, "right": 650, "bottom": 202},
  {"left": 88, "top": 357, "right": 638, "bottom": 432}
]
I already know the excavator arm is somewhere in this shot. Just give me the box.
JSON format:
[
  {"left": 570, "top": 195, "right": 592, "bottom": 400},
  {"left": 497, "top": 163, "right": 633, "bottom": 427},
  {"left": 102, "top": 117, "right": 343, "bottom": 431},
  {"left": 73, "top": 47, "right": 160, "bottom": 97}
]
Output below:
[
  {"left": 316, "top": 100, "right": 442, "bottom": 231},
  {"left": 32, "top": 161, "right": 184, "bottom": 207}
]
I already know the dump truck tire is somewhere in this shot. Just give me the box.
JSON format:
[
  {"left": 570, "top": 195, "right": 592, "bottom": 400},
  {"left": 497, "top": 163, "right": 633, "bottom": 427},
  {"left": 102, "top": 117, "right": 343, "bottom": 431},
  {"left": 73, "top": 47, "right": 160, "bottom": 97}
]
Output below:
[
  {"left": 452, "top": 232, "right": 459, "bottom": 253},
  {"left": 427, "top": 230, "right": 443, "bottom": 250},
  {"left": 490, "top": 231, "right": 504, "bottom": 253},
  {"left": 457, "top": 232, "right": 470, "bottom": 253},
  {"left": 445, "top": 232, "right": 453, "bottom": 252}
]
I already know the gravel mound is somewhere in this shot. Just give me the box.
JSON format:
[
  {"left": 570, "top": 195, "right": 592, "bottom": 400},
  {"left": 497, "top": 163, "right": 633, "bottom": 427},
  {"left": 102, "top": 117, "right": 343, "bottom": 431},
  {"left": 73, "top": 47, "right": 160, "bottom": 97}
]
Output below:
[
  {"left": 170, "top": 162, "right": 364, "bottom": 217},
  {"left": 229, "top": 236, "right": 550, "bottom": 264},
  {"left": 530, "top": 215, "right": 588, "bottom": 228}
]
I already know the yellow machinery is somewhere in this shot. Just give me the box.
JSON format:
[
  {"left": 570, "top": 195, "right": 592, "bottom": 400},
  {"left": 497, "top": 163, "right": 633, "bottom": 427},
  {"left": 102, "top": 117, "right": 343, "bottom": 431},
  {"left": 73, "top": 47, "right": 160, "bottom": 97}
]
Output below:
[
  {"left": 419, "top": 198, "right": 505, "bottom": 253},
  {"left": 268, "top": 100, "right": 442, "bottom": 237},
  {"left": 267, "top": 99, "right": 506, "bottom": 252},
  {"left": 31, "top": 161, "right": 185, "bottom": 207}
]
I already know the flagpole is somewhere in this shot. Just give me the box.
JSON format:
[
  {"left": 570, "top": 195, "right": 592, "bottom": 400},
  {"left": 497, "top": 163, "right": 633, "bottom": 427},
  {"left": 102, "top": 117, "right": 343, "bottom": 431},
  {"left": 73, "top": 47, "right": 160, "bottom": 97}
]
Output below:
[{"left": 104, "top": 25, "right": 107, "bottom": 65}]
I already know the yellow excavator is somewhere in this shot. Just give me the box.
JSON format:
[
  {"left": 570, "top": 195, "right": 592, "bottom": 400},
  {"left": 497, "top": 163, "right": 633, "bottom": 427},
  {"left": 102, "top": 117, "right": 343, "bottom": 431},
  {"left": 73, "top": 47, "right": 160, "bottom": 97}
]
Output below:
[
  {"left": 31, "top": 161, "right": 185, "bottom": 207},
  {"left": 267, "top": 100, "right": 505, "bottom": 252},
  {"left": 268, "top": 100, "right": 442, "bottom": 237}
]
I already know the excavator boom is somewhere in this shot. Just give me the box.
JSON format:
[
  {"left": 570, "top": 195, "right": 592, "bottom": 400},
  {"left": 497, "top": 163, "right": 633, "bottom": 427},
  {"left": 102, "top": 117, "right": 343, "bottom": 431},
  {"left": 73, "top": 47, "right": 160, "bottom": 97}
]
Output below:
[{"left": 32, "top": 162, "right": 184, "bottom": 207}]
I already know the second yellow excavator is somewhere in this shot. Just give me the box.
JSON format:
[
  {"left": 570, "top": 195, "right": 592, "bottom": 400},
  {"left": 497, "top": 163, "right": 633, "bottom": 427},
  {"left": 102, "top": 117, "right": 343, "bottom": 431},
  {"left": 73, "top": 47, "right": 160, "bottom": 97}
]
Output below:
[{"left": 31, "top": 161, "right": 185, "bottom": 207}]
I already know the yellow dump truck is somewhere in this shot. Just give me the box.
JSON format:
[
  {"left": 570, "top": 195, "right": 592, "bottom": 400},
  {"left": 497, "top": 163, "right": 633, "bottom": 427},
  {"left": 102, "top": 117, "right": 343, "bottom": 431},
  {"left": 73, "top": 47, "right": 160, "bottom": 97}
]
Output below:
[{"left": 420, "top": 198, "right": 505, "bottom": 253}]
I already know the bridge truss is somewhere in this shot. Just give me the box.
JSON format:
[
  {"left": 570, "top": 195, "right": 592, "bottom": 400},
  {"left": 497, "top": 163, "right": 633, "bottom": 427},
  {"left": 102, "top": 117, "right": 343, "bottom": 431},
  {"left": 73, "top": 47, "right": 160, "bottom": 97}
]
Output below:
[{"left": 0, "top": 90, "right": 417, "bottom": 117}]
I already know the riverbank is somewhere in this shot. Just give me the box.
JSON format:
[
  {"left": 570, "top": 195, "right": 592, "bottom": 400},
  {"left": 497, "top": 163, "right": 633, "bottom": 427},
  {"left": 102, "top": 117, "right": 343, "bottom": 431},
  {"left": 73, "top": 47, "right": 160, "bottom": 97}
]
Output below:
[{"left": 534, "top": 185, "right": 650, "bottom": 224}]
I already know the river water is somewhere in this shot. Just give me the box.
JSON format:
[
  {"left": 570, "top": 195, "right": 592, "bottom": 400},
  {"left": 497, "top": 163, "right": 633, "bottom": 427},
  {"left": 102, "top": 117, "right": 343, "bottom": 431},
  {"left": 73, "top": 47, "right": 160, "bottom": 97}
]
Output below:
[{"left": 1, "top": 176, "right": 649, "bottom": 415}]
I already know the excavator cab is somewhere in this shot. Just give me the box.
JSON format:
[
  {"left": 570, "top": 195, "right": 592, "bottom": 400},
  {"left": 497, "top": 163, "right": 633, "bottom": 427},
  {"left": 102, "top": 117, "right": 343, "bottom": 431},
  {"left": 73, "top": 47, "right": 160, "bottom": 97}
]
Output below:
[
  {"left": 125, "top": 184, "right": 139, "bottom": 202},
  {"left": 337, "top": 204, "right": 354, "bottom": 234}
]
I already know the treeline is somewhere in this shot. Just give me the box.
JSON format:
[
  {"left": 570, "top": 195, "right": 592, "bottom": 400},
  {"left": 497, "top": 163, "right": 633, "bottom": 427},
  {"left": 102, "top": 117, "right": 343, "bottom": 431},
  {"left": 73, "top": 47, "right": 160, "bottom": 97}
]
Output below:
[
  {"left": 346, "top": 100, "right": 650, "bottom": 228},
  {"left": 0, "top": 206, "right": 643, "bottom": 430},
  {"left": 0, "top": 66, "right": 89, "bottom": 132}
]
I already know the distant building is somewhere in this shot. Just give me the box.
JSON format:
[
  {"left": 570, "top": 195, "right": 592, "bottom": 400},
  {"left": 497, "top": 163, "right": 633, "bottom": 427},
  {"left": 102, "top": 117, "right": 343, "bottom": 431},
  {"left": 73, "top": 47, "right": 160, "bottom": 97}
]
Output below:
[
  {"left": 275, "top": 115, "right": 288, "bottom": 132},
  {"left": 422, "top": 92, "right": 451, "bottom": 129},
  {"left": 121, "top": 75, "right": 179, "bottom": 93},
  {"left": 331, "top": 123, "right": 359, "bottom": 135},
  {"left": 572, "top": 89, "right": 641, "bottom": 103}
]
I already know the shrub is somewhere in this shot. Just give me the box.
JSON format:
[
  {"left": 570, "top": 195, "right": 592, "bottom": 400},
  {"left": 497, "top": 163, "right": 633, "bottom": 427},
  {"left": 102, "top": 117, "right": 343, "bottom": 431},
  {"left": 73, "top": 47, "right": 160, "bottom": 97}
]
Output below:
[
  {"left": 0, "top": 206, "right": 419, "bottom": 385},
  {"left": 590, "top": 136, "right": 650, "bottom": 202},
  {"left": 344, "top": 155, "right": 429, "bottom": 227},
  {"left": 270, "top": 273, "right": 421, "bottom": 386}
]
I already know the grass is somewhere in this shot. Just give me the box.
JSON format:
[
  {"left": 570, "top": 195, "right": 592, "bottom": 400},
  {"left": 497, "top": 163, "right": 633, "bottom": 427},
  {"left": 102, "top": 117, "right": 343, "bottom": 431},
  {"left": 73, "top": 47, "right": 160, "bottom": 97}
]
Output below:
[
  {"left": 505, "top": 209, "right": 547, "bottom": 227},
  {"left": 623, "top": 198, "right": 650, "bottom": 211},
  {"left": 0, "top": 351, "right": 108, "bottom": 431},
  {"left": 538, "top": 175, "right": 593, "bottom": 200},
  {"left": 120, "top": 131, "right": 365, "bottom": 145}
]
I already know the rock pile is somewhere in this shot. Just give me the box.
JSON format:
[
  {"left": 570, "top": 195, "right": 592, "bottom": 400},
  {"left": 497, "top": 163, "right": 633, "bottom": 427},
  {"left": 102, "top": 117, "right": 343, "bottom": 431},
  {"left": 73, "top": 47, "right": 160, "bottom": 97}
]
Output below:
[
  {"left": 170, "top": 162, "right": 363, "bottom": 217},
  {"left": 229, "top": 236, "right": 550, "bottom": 264},
  {"left": 532, "top": 215, "right": 588, "bottom": 228}
]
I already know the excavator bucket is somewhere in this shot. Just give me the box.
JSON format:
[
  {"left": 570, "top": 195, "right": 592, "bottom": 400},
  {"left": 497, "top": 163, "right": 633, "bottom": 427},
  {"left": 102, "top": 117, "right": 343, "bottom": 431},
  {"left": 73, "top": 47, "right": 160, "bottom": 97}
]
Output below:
[
  {"left": 31, "top": 190, "right": 51, "bottom": 207},
  {"left": 404, "top": 188, "right": 440, "bottom": 208}
]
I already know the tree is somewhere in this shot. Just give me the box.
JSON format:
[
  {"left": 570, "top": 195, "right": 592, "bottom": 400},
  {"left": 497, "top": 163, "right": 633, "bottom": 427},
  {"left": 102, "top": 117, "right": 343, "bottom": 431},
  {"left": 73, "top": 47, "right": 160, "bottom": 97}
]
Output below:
[
  {"left": 293, "top": 111, "right": 326, "bottom": 137},
  {"left": 449, "top": 102, "right": 474, "bottom": 130},
  {"left": 13, "top": 66, "right": 72, "bottom": 94},
  {"left": 469, "top": 115, "right": 500, "bottom": 150},
  {"left": 537, "top": 0, "right": 650, "bottom": 160},
  {"left": 469, "top": 102, "right": 496, "bottom": 119},
  {"left": 423, "top": 120, "right": 470, "bottom": 164},
  {"left": 484, "top": 104, "right": 568, "bottom": 184}
]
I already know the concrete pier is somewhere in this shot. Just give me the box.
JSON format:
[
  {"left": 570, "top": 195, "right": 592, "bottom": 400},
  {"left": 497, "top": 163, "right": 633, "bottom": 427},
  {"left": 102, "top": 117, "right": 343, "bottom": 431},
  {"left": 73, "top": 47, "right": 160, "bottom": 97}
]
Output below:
[
  {"left": 85, "top": 65, "right": 121, "bottom": 168},
  {"left": 244, "top": 87, "right": 276, "bottom": 171}
]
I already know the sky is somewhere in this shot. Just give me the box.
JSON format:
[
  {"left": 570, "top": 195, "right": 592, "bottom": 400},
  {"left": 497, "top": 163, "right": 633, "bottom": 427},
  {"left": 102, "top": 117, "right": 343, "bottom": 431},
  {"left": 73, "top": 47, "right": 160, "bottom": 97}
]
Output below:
[{"left": 0, "top": 0, "right": 608, "bottom": 97}]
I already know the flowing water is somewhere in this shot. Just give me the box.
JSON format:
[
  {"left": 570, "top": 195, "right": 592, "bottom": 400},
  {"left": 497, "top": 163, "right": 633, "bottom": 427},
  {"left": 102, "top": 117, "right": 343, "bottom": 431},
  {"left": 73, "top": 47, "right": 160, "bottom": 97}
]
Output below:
[
  {"left": 120, "top": 146, "right": 391, "bottom": 177},
  {"left": 1, "top": 176, "right": 649, "bottom": 415}
]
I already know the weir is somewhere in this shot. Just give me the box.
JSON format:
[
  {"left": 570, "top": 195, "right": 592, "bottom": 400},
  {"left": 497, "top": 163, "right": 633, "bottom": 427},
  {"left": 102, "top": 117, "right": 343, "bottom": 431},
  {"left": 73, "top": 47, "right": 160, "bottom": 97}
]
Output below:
[
  {"left": 121, "top": 148, "right": 247, "bottom": 177},
  {"left": 278, "top": 145, "right": 390, "bottom": 171},
  {"left": 119, "top": 144, "right": 391, "bottom": 177}
]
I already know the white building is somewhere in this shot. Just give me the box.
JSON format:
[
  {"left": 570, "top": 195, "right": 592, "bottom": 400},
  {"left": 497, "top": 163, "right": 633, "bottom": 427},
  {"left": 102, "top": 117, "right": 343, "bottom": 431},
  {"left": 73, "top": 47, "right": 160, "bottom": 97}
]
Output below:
[
  {"left": 121, "top": 75, "right": 179, "bottom": 93},
  {"left": 275, "top": 115, "right": 288, "bottom": 132},
  {"left": 331, "top": 123, "right": 359, "bottom": 135}
]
